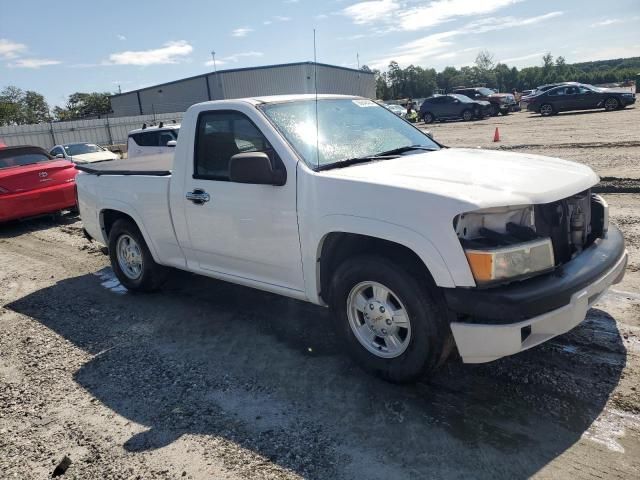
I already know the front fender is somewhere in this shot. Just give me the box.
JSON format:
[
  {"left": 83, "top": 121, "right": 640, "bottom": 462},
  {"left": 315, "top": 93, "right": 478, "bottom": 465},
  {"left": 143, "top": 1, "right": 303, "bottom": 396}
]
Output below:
[{"left": 303, "top": 214, "right": 456, "bottom": 305}]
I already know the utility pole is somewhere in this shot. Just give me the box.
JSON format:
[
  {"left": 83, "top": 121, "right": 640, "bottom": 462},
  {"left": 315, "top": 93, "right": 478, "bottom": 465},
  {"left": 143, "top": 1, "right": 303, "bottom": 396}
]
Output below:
[
  {"left": 210, "top": 50, "right": 218, "bottom": 73},
  {"left": 357, "top": 53, "right": 360, "bottom": 69}
]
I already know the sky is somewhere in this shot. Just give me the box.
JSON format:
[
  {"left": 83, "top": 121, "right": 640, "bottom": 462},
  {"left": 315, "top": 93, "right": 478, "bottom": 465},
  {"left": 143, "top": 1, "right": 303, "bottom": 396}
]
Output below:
[{"left": 1, "top": 0, "right": 639, "bottom": 106}]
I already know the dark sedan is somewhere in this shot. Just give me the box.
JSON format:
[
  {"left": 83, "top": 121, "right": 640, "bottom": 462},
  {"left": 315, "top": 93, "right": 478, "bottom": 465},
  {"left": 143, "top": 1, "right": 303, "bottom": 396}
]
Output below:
[
  {"left": 419, "top": 94, "right": 491, "bottom": 123},
  {"left": 527, "top": 83, "right": 636, "bottom": 116}
]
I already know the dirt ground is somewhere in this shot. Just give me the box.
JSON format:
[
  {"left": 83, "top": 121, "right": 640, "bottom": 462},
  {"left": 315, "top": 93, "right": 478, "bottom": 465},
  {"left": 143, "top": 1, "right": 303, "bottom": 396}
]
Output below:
[{"left": 1, "top": 106, "right": 640, "bottom": 479}]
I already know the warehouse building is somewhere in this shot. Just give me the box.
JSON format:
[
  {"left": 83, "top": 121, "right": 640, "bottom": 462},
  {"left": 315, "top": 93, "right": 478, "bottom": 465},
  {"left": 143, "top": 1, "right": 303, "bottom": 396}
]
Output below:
[{"left": 109, "top": 62, "right": 375, "bottom": 117}]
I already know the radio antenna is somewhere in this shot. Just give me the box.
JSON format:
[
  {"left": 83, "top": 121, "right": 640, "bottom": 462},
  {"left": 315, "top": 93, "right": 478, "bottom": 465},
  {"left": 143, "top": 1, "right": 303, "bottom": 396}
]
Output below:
[{"left": 313, "top": 29, "right": 320, "bottom": 168}]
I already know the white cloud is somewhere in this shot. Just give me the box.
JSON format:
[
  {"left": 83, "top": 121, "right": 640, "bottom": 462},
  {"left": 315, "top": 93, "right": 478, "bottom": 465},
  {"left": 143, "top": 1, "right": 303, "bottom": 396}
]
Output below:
[
  {"left": 263, "top": 20, "right": 273, "bottom": 25},
  {"left": 0, "top": 38, "right": 27, "bottom": 59},
  {"left": 205, "top": 51, "right": 264, "bottom": 66},
  {"left": 232, "top": 27, "right": 253, "bottom": 37},
  {"left": 464, "top": 11, "right": 563, "bottom": 33},
  {"left": 274, "top": 15, "right": 291, "bottom": 21},
  {"left": 8, "top": 58, "right": 61, "bottom": 68},
  {"left": 343, "top": 0, "right": 399, "bottom": 25},
  {"left": 116, "top": 34, "right": 127, "bottom": 40},
  {"left": 499, "top": 52, "right": 545, "bottom": 64},
  {"left": 367, "top": 10, "right": 563, "bottom": 68},
  {"left": 316, "top": 14, "right": 328, "bottom": 20},
  {"left": 398, "top": 0, "right": 521, "bottom": 31},
  {"left": 343, "top": 0, "right": 522, "bottom": 31},
  {"left": 284, "top": 0, "right": 299, "bottom": 3},
  {"left": 590, "top": 16, "right": 640, "bottom": 28},
  {"left": 107, "top": 40, "right": 193, "bottom": 66}
]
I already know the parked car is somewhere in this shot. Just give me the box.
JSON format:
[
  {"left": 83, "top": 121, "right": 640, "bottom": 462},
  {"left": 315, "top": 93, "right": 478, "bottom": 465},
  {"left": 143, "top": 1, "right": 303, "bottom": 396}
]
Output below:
[
  {"left": 384, "top": 104, "right": 407, "bottom": 118},
  {"left": 76, "top": 94, "right": 626, "bottom": 383},
  {"left": 452, "top": 87, "right": 520, "bottom": 115},
  {"left": 50, "top": 143, "right": 119, "bottom": 164},
  {"left": 419, "top": 94, "right": 491, "bottom": 123},
  {"left": 0, "top": 145, "right": 77, "bottom": 222},
  {"left": 127, "top": 123, "right": 180, "bottom": 159},
  {"left": 527, "top": 83, "right": 636, "bottom": 116},
  {"left": 519, "top": 82, "right": 580, "bottom": 109}
]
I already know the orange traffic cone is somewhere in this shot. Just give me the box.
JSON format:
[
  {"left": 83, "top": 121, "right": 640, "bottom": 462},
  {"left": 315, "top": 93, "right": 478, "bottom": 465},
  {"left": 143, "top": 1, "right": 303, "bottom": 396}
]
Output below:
[{"left": 493, "top": 127, "right": 500, "bottom": 142}]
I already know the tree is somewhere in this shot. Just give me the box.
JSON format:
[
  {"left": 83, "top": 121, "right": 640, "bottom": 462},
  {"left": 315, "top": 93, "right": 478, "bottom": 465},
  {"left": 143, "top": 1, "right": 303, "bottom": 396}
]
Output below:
[
  {"left": 53, "top": 92, "right": 112, "bottom": 121},
  {"left": 0, "top": 86, "right": 51, "bottom": 125},
  {"left": 475, "top": 50, "right": 495, "bottom": 71}
]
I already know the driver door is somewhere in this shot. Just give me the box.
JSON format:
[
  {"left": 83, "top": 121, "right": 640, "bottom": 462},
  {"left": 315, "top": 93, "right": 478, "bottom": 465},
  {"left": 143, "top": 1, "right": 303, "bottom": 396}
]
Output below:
[{"left": 180, "top": 109, "right": 304, "bottom": 292}]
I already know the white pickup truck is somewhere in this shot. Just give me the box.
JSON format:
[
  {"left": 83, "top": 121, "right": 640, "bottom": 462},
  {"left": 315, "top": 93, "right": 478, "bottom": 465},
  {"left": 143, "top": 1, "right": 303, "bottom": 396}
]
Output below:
[{"left": 76, "top": 94, "right": 627, "bottom": 383}]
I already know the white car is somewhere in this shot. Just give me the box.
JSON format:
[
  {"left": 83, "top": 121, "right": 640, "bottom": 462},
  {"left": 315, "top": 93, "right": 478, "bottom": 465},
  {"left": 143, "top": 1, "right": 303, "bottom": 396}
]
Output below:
[
  {"left": 127, "top": 123, "right": 180, "bottom": 159},
  {"left": 50, "top": 143, "right": 119, "bottom": 164},
  {"left": 76, "top": 94, "right": 627, "bottom": 383}
]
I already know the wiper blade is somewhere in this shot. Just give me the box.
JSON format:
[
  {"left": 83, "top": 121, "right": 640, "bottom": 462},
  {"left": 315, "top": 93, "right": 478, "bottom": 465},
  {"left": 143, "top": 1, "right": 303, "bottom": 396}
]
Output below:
[
  {"left": 315, "top": 155, "right": 398, "bottom": 171},
  {"left": 315, "top": 145, "right": 437, "bottom": 171},
  {"left": 375, "top": 144, "right": 438, "bottom": 156}
]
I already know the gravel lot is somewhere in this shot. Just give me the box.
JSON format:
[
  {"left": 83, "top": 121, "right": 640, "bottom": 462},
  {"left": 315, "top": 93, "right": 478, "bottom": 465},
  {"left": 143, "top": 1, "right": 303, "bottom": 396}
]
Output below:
[{"left": 1, "top": 105, "right": 639, "bottom": 479}]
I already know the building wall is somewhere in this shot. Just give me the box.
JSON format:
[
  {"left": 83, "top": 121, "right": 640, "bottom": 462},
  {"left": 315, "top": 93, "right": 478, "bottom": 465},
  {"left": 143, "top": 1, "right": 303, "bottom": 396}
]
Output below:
[{"left": 110, "top": 63, "right": 375, "bottom": 117}]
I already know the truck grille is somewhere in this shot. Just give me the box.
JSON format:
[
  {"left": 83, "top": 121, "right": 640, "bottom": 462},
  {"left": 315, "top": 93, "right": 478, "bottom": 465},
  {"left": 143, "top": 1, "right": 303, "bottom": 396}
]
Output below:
[{"left": 534, "top": 190, "right": 604, "bottom": 265}]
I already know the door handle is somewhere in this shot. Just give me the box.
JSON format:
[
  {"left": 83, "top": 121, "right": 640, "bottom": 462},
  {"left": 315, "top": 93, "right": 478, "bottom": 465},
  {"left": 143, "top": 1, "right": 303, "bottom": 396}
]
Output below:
[{"left": 186, "top": 189, "right": 210, "bottom": 205}]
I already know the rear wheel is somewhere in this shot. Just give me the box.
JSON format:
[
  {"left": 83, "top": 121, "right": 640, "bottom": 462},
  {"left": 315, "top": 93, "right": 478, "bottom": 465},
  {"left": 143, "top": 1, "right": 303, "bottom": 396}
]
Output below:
[
  {"left": 604, "top": 97, "right": 619, "bottom": 111},
  {"left": 422, "top": 112, "right": 435, "bottom": 124},
  {"left": 539, "top": 103, "right": 554, "bottom": 117},
  {"left": 461, "top": 109, "right": 473, "bottom": 121},
  {"left": 109, "top": 219, "right": 167, "bottom": 292},
  {"left": 329, "top": 255, "right": 452, "bottom": 383}
]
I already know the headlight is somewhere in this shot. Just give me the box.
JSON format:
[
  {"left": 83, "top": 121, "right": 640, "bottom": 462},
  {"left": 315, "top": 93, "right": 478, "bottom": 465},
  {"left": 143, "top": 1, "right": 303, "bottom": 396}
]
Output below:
[
  {"left": 454, "top": 205, "right": 556, "bottom": 285},
  {"left": 465, "top": 238, "right": 555, "bottom": 284}
]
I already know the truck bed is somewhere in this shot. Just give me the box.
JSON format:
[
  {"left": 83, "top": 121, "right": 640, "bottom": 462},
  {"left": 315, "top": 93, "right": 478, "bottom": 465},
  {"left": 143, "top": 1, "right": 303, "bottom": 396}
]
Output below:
[{"left": 74, "top": 155, "right": 173, "bottom": 176}]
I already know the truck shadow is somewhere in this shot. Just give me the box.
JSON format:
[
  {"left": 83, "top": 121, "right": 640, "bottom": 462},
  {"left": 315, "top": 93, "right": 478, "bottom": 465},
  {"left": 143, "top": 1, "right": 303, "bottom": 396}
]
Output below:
[{"left": 7, "top": 269, "right": 627, "bottom": 479}]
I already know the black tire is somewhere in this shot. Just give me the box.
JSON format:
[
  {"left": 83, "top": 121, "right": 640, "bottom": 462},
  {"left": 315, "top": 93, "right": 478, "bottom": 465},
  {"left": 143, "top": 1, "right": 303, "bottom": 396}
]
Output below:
[
  {"left": 461, "top": 109, "right": 473, "bottom": 121},
  {"left": 490, "top": 104, "right": 499, "bottom": 116},
  {"left": 108, "top": 219, "right": 167, "bottom": 292},
  {"left": 422, "top": 112, "right": 435, "bottom": 124},
  {"left": 604, "top": 97, "right": 619, "bottom": 111},
  {"left": 500, "top": 110, "right": 510, "bottom": 116},
  {"left": 539, "top": 103, "right": 554, "bottom": 117},
  {"left": 329, "top": 255, "right": 452, "bottom": 383}
]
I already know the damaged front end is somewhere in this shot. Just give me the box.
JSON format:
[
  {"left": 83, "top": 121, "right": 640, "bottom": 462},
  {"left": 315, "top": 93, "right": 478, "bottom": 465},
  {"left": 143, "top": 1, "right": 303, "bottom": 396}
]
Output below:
[{"left": 454, "top": 190, "right": 609, "bottom": 286}]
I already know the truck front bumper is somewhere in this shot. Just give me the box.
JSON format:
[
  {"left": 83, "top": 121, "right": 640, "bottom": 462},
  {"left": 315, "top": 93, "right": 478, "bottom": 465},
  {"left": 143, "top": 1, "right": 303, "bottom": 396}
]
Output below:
[{"left": 444, "top": 225, "right": 627, "bottom": 363}]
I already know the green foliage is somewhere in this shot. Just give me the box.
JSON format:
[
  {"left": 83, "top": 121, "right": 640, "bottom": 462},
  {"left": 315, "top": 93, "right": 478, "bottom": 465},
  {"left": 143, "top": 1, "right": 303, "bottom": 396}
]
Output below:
[
  {"left": 0, "top": 86, "right": 51, "bottom": 126},
  {"left": 374, "top": 54, "right": 640, "bottom": 100},
  {"left": 53, "top": 92, "right": 112, "bottom": 121}
]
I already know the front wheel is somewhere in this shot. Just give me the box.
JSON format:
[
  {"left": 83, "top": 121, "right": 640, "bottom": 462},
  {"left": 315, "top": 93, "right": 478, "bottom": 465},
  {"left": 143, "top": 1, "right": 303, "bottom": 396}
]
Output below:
[
  {"left": 422, "top": 112, "right": 435, "bottom": 124},
  {"left": 461, "top": 109, "right": 473, "bottom": 121},
  {"left": 329, "top": 255, "right": 452, "bottom": 383},
  {"left": 109, "top": 219, "right": 167, "bottom": 292},
  {"left": 604, "top": 97, "right": 619, "bottom": 111},
  {"left": 539, "top": 103, "right": 554, "bottom": 116}
]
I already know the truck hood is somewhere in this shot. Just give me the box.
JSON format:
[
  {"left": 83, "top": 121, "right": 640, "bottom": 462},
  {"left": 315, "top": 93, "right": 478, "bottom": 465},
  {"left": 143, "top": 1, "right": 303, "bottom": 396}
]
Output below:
[
  {"left": 318, "top": 148, "right": 599, "bottom": 207},
  {"left": 70, "top": 151, "right": 119, "bottom": 163}
]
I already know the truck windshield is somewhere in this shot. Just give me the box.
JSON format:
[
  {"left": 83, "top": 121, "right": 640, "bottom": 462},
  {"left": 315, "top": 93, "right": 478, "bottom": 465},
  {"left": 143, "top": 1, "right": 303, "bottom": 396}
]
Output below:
[{"left": 260, "top": 98, "right": 438, "bottom": 169}]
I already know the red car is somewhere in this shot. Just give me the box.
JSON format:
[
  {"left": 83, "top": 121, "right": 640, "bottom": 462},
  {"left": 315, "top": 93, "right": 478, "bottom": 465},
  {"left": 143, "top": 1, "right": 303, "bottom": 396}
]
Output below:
[{"left": 0, "top": 145, "right": 78, "bottom": 223}]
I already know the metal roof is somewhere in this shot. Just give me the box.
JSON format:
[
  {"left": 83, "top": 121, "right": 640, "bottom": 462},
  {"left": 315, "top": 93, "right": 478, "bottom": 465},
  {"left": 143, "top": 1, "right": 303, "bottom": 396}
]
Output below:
[{"left": 110, "top": 62, "right": 374, "bottom": 98}]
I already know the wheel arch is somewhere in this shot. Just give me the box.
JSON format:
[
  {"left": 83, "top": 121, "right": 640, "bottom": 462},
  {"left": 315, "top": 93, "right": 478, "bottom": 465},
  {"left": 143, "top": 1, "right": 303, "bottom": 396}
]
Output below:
[
  {"left": 313, "top": 221, "right": 455, "bottom": 305},
  {"left": 99, "top": 205, "right": 162, "bottom": 263}
]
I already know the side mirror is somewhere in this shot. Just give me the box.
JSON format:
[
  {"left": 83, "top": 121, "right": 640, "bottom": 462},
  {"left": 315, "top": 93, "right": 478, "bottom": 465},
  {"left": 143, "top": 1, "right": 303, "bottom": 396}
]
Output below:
[
  {"left": 425, "top": 131, "right": 433, "bottom": 139},
  {"left": 229, "top": 152, "right": 286, "bottom": 186},
  {"left": 55, "top": 153, "right": 65, "bottom": 158},
  {"left": 166, "top": 140, "right": 177, "bottom": 147}
]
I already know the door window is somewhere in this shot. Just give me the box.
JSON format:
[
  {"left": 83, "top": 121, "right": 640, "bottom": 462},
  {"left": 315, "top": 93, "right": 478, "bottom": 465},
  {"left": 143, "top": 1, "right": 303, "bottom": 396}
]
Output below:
[
  {"left": 50, "top": 147, "right": 64, "bottom": 157},
  {"left": 194, "top": 111, "right": 274, "bottom": 181},
  {"left": 130, "top": 131, "right": 162, "bottom": 147},
  {"left": 158, "top": 131, "right": 175, "bottom": 146}
]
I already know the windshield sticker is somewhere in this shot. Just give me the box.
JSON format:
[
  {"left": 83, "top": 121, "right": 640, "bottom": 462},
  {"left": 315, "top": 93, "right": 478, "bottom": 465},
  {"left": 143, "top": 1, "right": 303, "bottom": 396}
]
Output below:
[{"left": 352, "top": 99, "right": 377, "bottom": 107}]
